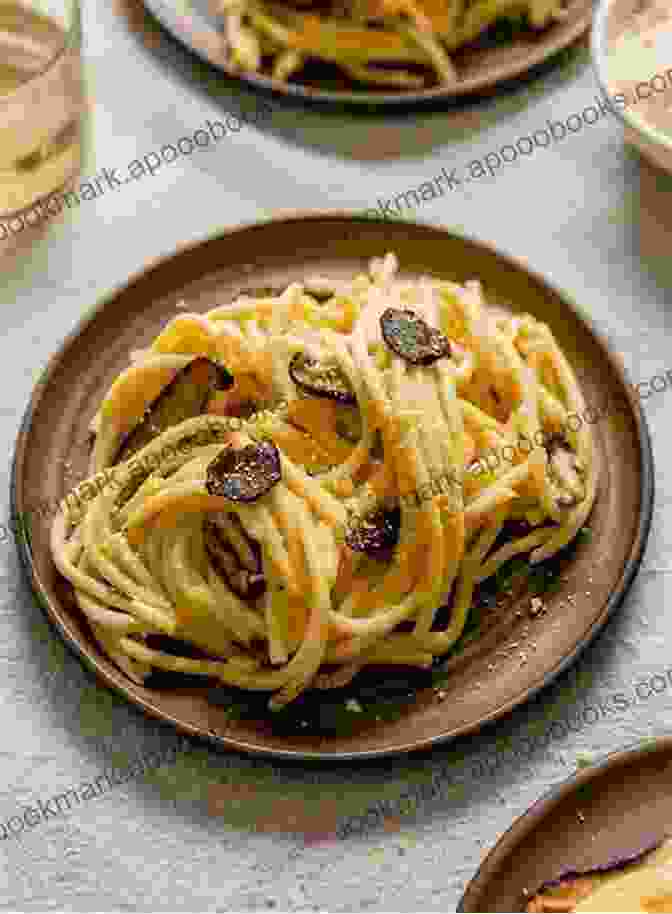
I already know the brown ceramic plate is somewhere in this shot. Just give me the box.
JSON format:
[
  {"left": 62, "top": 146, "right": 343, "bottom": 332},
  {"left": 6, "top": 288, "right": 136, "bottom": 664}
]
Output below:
[
  {"left": 141, "top": 0, "right": 592, "bottom": 107},
  {"left": 458, "top": 737, "right": 672, "bottom": 912},
  {"left": 11, "top": 213, "right": 653, "bottom": 760}
]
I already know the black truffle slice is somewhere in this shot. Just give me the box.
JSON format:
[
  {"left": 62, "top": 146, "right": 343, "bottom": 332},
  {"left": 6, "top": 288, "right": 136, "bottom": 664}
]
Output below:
[
  {"left": 203, "top": 520, "right": 266, "bottom": 601},
  {"left": 114, "top": 357, "right": 231, "bottom": 464},
  {"left": 544, "top": 434, "right": 586, "bottom": 509},
  {"left": 345, "top": 506, "right": 401, "bottom": 555},
  {"left": 527, "top": 833, "right": 666, "bottom": 911},
  {"left": 289, "top": 352, "right": 356, "bottom": 404},
  {"left": 206, "top": 441, "right": 281, "bottom": 503},
  {"left": 380, "top": 308, "right": 451, "bottom": 365}
]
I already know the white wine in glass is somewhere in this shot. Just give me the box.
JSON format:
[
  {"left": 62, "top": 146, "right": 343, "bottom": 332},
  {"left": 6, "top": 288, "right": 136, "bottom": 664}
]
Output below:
[{"left": 0, "top": 0, "right": 83, "bottom": 218}]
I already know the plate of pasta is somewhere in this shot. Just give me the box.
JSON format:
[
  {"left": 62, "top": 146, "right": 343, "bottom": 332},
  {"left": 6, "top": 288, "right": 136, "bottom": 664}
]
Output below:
[
  {"left": 12, "top": 214, "right": 652, "bottom": 758},
  {"left": 459, "top": 738, "right": 672, "bottom": 912},
  {"left": 140, "top": 0, "right": 591, "bottom": 104}
]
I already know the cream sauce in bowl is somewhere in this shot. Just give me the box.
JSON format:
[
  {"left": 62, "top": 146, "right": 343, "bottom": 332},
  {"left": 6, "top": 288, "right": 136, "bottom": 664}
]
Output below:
[{"left": 598, "top": 0, "right": 672, "bottom": 172}]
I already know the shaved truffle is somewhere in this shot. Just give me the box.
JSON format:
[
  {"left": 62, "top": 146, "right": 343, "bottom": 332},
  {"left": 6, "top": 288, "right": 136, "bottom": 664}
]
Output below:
[
  {"left": 206, "top": 441, "right": 281, "bottom": 503},
  {"left": 527, "top": 834, "right": 666, "bottom": 912},
  {"left": 204, "top": 520, "right": 266, "bottom": 601},
  {"left": 289, "top": 352, "right": 356, "bottom": 404},
  {"left": 380, "top": 308, "right": 451, "bottom": 365},
  {"left": 346, "top": 506, "right": 401, "bottom": 554},
  {"left": 115, "top": 357, "right": 230, "bottom": 464}
]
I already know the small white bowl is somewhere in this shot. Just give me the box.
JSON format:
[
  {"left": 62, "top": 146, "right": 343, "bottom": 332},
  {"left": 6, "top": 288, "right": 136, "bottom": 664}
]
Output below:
[{"left": 592, "top": 0, "right": 672, "bottom": 175}]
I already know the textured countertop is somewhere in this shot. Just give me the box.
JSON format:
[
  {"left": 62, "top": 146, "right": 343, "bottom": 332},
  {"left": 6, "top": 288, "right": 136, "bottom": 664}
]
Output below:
[{"left": 3, "top": 1, "right": 672, "bottom": 910}]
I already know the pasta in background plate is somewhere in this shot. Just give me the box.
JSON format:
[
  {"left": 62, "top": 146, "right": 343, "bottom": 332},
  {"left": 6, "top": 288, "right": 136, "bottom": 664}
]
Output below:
[
  {"left": 50, "top": 253, "right": 598, "bottom": 709},
  {"left": 210, "top": 0, "right": 571, "bottom": 90}
]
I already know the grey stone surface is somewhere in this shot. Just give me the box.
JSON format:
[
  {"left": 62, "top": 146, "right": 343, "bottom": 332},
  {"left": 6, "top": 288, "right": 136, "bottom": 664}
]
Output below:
[{"left": 1, "top": 3, "right": 672, "bottom": 911}]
